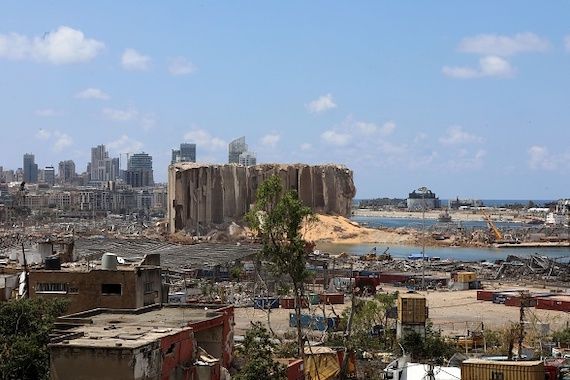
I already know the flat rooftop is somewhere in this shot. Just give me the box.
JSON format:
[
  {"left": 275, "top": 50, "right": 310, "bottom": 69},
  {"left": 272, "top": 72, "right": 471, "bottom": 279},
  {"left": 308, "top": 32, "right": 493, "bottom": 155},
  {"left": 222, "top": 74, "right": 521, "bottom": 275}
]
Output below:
[{"left": 51, "top": 305, "right": 227, "bottom": 349}]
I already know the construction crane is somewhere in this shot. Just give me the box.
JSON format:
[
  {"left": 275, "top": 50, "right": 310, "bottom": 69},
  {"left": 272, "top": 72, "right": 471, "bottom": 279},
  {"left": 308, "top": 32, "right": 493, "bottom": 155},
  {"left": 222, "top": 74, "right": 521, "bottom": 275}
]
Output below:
[{"left": 481, "top": 209, "right": 503, "bottom": 241}]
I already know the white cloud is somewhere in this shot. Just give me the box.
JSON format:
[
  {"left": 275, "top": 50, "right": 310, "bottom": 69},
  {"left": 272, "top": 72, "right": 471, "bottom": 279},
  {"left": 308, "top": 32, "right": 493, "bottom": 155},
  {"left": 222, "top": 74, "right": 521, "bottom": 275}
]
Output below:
[
  {"left": 75, "top": 87, "right": 109, "bottom": 100},
  {"left": 439, "top": 126, "right": 483, "bottom": 145},
  {"left": 300, "top": 143, "right": 313, "bottom": 151},
  {"left": 168, "top": 57, "right": 196, "bottom": 75},
  {"left": 355, "top": 122, "right": 377, "bottom": 135},
  {"left": 353, "top": 120, "right": 396, "bottom": 136},
  {"left": 0, "top": 26, "right": 104, "bottom": 64},
  {"left": 479, "top": 56, "right": 514, "bottom": 77},
  {"left": 53, "top": 132, "right": 73, "bottom": 152},
  {"left": 528, "top": 145, "right": 557, "bottom": 170},
  {"left": 183, "top": 129, "right": 226, "bottom": 150},
  {"left": 35, "top": 108, "right": 62, "bottom": 117},
  {"left": 458, "top": 32, "right": 550, "bottom": 56},
  {"left": 102, "top": 107, "right": 139, "bottom": 122},
  {"left": 35, "top": 129, "right": 51, "bottom": 140},
  {"left": 121, "top": 48, "right": 150, "bottom": 71},
  {"left": 321, "top": 130, "right": 351, "bottom": 146},
  {"left": 445, "top": 149, "right": 487, "bottom": 170},
  {"left": 107, "top": 135, "right": 144, "bottom": 154},
  {"left": 380, "top": 121, "right": 396, "bottom": 135},
  {"left": 307, "top": 94, "right": 337, "bottom": 113},
  {"left": 443, "top": 55, "right": 514, "bottom": 79},
  {"left": 260, "top": 133, "right": 281, "bottom": 148}
]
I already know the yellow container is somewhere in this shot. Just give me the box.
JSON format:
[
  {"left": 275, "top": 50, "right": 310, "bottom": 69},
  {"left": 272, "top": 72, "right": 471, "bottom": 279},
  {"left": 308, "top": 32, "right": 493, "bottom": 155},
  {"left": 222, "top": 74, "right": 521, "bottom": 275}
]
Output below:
[
  {"left": 461, "top": 359, "right": 544, "bottom": 380},
  {"left": 397, "top": 293, "right": 427, "bottom": 324},
  {"left": 457, "top": 271, "right": 477, "bottom": 283}
]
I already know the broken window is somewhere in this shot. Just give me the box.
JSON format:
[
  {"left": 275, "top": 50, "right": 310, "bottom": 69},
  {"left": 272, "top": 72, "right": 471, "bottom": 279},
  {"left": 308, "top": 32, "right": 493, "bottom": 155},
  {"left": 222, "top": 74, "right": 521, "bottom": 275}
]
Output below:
[
  {"left": 36, "top": 283, "right": 68, "bottom": 294},
  {"left": 101, "top": 283, "right": 122, "bottom": 295},
  {"left": 491, "top": 372, "right": 504, "bottom": 380}
]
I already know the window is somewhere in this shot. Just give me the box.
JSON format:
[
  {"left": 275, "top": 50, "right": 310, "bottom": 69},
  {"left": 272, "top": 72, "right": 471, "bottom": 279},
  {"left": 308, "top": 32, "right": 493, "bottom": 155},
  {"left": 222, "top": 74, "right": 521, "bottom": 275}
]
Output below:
[
  {"left": 491, "top": 372, "right": 504, "bottom": 380},
  {"left": 36, "top": 283, "right": 68, "bottom": 294},
  {"left": 101, "top": 283, "right": 122, "bottom": 295},
  {"left": 144, "top": 282, "right": 154, "bottom": 294}
]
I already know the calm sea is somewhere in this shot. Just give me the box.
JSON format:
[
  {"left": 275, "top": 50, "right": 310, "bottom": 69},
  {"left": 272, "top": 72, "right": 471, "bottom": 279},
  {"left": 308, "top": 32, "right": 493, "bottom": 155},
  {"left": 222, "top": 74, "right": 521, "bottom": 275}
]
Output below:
[{"left": 316, "top": 242, "right": 570, "bottom": 262}]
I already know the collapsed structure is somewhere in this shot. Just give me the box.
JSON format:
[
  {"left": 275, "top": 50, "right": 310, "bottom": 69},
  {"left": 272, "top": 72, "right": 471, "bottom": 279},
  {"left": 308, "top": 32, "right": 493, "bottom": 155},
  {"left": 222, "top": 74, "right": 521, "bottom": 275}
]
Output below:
[{"left": 167, "top": 163, "right": 356, "bottom": 233}]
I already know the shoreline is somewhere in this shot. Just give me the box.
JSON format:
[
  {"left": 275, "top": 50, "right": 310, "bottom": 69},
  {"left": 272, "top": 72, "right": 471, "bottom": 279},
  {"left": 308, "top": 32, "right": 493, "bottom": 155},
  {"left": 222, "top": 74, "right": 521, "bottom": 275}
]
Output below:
[{"left": 351, "top": 208, "right": 526, "bottom": 223}]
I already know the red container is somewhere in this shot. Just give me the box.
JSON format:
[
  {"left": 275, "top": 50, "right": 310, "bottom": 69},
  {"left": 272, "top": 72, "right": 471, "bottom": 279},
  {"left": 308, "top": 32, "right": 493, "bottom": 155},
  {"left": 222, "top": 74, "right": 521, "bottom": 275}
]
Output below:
[
  {"left": 281, "top": 297, "right": 295, "bottom": 309},
  {"left": 504, "top": 294, "right": 537, "bottom": 307},
  {"left": 477, "top": 290, "right": 494, "bottom": 301},
  {"left": 319, "top": 293, "right": 345, "bottom": 305},
  {"left": 286, "top": 359, "right": 304, "bottom": 380},
  {"left": 536, "top": 296, "right": 570, "bottom": 312},
  {"left": 379, "top": 272, "right": 413, "bottom": 284}
]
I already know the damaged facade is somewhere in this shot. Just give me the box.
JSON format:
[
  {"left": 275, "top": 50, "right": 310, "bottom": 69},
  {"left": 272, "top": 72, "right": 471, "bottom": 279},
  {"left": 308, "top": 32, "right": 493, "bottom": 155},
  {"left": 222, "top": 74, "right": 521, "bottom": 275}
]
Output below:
[
  {"left": 167, "top": 163, "right": 356, "bottom": 233},
  {"left": 49, "top": 304, "right": 234, "bottom": 380}
]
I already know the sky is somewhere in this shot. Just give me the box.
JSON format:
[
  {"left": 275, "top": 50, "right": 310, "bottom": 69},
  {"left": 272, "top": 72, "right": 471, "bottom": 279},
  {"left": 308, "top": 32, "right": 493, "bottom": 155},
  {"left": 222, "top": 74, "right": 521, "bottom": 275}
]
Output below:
[{"left": 1, "top": 1, "right": 570, "bottom": 199}]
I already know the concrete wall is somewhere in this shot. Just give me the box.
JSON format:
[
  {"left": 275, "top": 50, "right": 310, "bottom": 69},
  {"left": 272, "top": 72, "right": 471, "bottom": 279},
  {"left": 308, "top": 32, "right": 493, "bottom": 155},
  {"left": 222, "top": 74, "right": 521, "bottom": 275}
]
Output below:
[
  {"left": 168, "top": 163, "right": 356, "bottom": 233},
  {"left": 50, "top": 343, "right": 162, "bottom": 380},
  {"left": 29, "top": 267, "right": 162, "bottom": 314}
]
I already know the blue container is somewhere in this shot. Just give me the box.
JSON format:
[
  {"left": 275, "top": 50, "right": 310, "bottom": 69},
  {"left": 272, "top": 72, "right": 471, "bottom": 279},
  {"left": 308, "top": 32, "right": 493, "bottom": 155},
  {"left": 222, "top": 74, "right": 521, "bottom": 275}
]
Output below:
[
  {"left": 289, "top": 313, "right": 338, "bottom": 331},
  {"left": 254, "top": 297, "right": 280, "bottom": 309}
]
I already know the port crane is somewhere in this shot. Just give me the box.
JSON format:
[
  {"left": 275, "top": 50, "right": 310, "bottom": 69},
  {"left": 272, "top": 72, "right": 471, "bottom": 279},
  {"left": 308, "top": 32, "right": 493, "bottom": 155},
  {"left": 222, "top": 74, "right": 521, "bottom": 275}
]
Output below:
[{"left": 480, "top": 209, "right": 504, "bottom": 241}]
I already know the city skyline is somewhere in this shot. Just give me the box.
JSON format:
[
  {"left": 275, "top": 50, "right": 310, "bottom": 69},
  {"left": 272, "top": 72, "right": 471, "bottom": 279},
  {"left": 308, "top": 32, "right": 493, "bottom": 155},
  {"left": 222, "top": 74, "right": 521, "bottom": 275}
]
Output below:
[{"left": 1, "top": 2, "right": 570, "bottom": 198}]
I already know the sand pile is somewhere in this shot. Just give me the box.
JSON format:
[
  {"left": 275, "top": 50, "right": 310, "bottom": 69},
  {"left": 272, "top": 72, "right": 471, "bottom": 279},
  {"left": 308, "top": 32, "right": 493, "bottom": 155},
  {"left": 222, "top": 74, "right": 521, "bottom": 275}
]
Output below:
[{"left": 303, "top": 214, "right": 416, "bottom": 244}]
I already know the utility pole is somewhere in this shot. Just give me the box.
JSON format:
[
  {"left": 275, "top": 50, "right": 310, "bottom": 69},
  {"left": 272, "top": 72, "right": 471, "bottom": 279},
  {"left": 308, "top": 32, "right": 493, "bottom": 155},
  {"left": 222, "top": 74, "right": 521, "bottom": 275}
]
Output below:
[{"left": 517, "top": 291, "right": 529, "bottom": 360}]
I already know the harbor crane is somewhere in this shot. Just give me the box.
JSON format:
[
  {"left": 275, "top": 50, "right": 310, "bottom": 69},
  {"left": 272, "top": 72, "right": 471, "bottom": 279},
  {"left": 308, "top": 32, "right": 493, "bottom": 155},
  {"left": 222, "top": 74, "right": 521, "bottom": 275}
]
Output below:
[{"left": 481, "top": 209, "right": 504, "bottom": 241}]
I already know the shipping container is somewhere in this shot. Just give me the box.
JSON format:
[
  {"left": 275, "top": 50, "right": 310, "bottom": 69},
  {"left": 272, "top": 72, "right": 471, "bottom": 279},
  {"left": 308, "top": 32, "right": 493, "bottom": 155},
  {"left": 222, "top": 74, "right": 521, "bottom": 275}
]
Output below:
[
  {"left": 308, "top": 293, "right": 320, "bottom": 305},
  {"left": 254, "top": 297, "right": 279, "bottom": 309},
  {"left": 280, "top": 297, "right": 295, "bottom": 309},
  {"left": 397, "top": 293, "right": 427, "bottom": 324},
  {"left": 289, "top": 313, "right": 339, "bottom": 331},
  {"left": 504, "top": 293, "right": 538, "bottom": 308},
  {"left": 477, "top": 290, "right": 495, "bottom": 301},
  {"left": 536, "top": 296, "right": 570, "bottom": 312},
  {"left": 457, "top": 271, "right": 477, "bottom": 283},
  {"left": 378, "top": 272, "right": 413, "bottom": 284},
  {"left": 319, "top": 293, "right": 345, "bottom": 305},
  {"left": 461, "top": 359, "right": 544, "bottom": 380}
]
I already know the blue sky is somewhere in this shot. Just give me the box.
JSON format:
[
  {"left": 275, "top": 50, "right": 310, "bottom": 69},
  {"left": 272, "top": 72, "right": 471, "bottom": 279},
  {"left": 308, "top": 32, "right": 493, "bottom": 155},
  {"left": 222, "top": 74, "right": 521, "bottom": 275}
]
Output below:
[{"left": 1, "top": 1, "right": 569, "bottom": 199}]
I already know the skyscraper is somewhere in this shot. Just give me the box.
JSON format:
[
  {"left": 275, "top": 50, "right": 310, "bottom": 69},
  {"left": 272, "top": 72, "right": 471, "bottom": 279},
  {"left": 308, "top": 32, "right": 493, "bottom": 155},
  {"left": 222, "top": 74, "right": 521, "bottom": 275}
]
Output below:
[
  {"left": 228, "top": 137, "right": 247, "bottom": 164},
  {"left": 125, "top": 153, "right": 154, "bottom": 187},
  {"left": 229, "top": 137, "right": 256, "bottom": 166},
  {"left": 58, "top": 160, "right": 76, "bottom": 184},
  {"left": 23, "top": 153, "right": 38, "bottom": 183},
  {"left": 90, "top": 145, "right": 119, "bottom": 182},
  {"left": 44, "top": 166, "right": 55, "bottom": 186},
  {"left": 171, "top": 143, "right": 196, "bottom": 164},
  {"left": 238, "top": 152, "right": 256, "bottom": 166}
]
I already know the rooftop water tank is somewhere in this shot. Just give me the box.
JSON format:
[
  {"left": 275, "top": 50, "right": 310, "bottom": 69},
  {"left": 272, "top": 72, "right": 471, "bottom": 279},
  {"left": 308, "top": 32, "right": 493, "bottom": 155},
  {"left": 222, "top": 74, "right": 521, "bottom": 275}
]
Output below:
[
  {"left": 101, "top": 253, "right": 118, "bottom": 270},
  {"left": 45, "top": 255, "right": 61, "bottom": 270}
]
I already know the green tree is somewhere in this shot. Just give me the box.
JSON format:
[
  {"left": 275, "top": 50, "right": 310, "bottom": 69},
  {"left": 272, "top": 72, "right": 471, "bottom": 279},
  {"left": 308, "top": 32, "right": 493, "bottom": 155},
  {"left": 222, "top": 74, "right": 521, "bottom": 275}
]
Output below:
[
  {"left": 247, "top": 175, "right": 316, "bottom": 357},
  {"left": 235, "top": 322, "right": 286, "bottom": 380},
  {"left": 337, "top": 292, "right": 398, "bottom": 351},
  {"left": 0, "top": 298, "right": 69, "bottom": 380},
  {"left": 400, "top": 324, "right": 457, "bottom": 364}
]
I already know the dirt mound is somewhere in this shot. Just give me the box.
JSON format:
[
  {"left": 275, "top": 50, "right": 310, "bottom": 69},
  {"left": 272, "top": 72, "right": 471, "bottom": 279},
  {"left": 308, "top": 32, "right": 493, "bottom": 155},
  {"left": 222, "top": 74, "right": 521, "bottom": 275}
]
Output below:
[{"left": 303, "top": 214, "right": 415, "bottom": 244}]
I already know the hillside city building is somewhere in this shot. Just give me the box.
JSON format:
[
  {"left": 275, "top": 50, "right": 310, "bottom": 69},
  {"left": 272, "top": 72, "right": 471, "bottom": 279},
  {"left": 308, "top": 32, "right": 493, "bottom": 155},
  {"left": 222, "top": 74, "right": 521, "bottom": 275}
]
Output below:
[
  {"left": 23, "top": 153, "right": 38, "bottom": 183},
  {"left": 171, "top": 143, "right": 196, "bottom": 164},
  {"left": 228, "top": 136, "right": 256, "bottom": 166},
  {"left": 90, "top": 145, "right": 120, "bottom": 183},
  {"left": 125, "top": 152, "right": 154, "bottom": 188}
]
